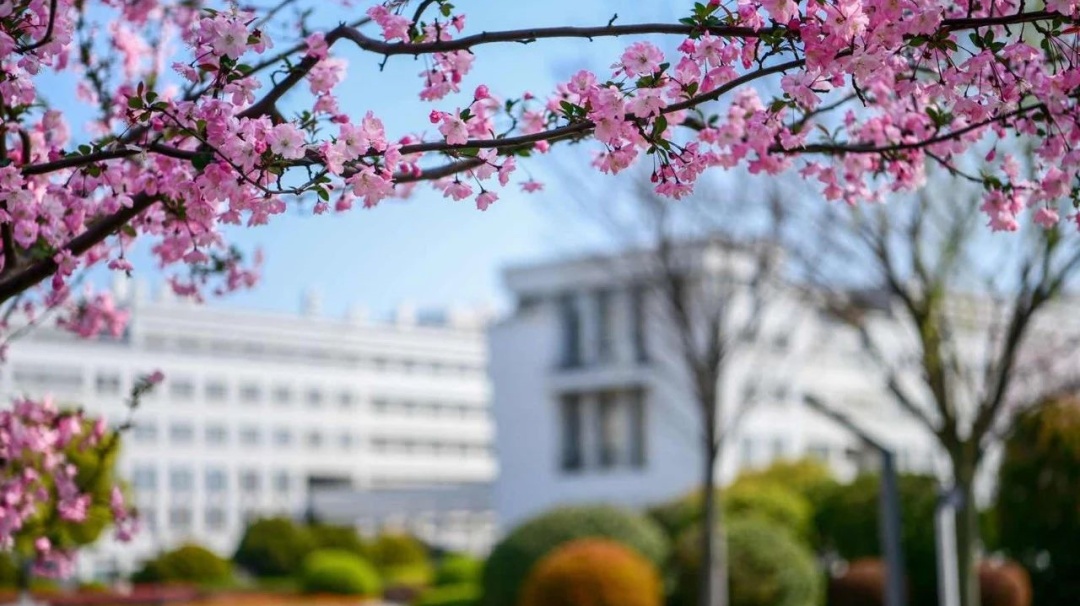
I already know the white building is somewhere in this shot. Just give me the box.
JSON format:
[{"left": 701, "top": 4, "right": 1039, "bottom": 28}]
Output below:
[
  {"left": 488, "top": 245, "right": 1058, "bottom": 531},
  {"left": 1, "top": 282, "right": 496, "bottom": 579}
]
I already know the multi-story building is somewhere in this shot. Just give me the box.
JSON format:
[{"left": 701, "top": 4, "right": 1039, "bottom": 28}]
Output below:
[
  {"left": 0, "top": 281, "right": 495, "bottom": 579},
  {"left": 489, "top": 244, "right": 1072, "bottom": 531}
]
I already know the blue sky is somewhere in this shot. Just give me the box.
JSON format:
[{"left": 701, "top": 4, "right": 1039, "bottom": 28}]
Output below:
[{"left": 99, "top": 1, "right": 690, "bottom": 319}]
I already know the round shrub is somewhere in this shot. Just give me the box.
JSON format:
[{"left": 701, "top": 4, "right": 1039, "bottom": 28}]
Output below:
[
  {"left": 435, "top": 553, "right": 483, "bottom": 587},
  {"left": 519, "top": 538, "right": 662, "bottom": 606},
  {"left": 308, "top": 524, "right": 366, "bottom": 558},
  {"left": 417, "top": 583, "right": 482, "bottom": 606},
  {"left": 233, "top": 517, "right": 314, "bottom": 578},
  {"left": 980, "top": 560, "right": 1032, "bottom": 606},
  {"left": 367, "top": 532, "right": 429, "bottom": 570},
  {"left": 132, "top": 544, "right": 231, "bottom": 585},
  {"left": 647, "top": 481, "right": 813, "bottom": 545},
  {"left": 299, "top": 549, "right": 381, "bottom": 596},
  {"left": 828, "top": 558, "right": 888, "bottom": 606},
  {"left": 482, "top": 505, "right": 669, "bottom": 606},
  {"left": 673, "top": 518, "right": 821, "bottom": 606}
]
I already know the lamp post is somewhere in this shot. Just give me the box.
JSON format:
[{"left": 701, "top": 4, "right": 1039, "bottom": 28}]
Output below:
[{"left": 804, "top": 395, "right": 906, "bottom": 606}]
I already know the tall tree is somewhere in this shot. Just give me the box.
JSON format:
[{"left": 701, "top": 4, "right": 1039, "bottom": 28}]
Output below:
[{"left": 791, "top": 177, "right": 1080, "bottom": 606}]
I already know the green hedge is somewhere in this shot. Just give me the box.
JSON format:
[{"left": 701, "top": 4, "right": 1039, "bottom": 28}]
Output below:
[
  {"left": 367, "top": 532, "right": 430, "bottom": 570},
  {"left": 435, "top": 553, "right": 483, "bottom": 587},
  {"left": 132, "top": 544, "right": 231, "bottom": 585},
  {"left": 673, "top": 518, "right": 821, "bottom": 606},
  {"left": 308, "top": 524, "right": 366, "bottom": 558},
  {"left": 416, "top": 583, "right": 481, "bottom": 606},
  {"left": 481, "top": 505, "right": 668, "bottom": 606},
  {"left": 646, "top": 481, "right": 812, "bottom": 545},
  {"left": 233, "top": 517, "right": 314, "bottom": 578},
  {"left": 299, "top": 549, "right": 381, "bottom": 596}
]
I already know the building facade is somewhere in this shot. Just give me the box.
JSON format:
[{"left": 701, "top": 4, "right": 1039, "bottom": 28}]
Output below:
[
  {"left": 1, "top": 283, "right": 495, "bottom": 579},
  {"left": 490, "top": 247, "right": 969, "bottom": 531}
]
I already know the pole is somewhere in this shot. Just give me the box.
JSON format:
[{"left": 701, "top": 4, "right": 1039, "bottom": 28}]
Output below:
[{"left": 936, "top": 487, "right": 961, "bottom": 606}]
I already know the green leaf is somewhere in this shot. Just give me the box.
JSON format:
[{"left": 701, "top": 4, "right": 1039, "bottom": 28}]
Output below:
[
  {"left": 440, "top": 2, "right": 454, "bottom": 17},
  {"left": 191, "top": 151, "right": 214, "bottom": 171},
  {"left": 316, "top": 187, "right": 330, "bottom": 201},
  {"left": 127, "top": 96, "right": 143, "bottom": 109}
]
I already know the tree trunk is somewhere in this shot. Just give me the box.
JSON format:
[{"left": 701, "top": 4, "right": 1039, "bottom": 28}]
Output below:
[
  {"left": 699, "top": 439, "right": 726, "bottom": 606},
  {"left": 952, "top": 453, "right": 981, "bottom": 606}
]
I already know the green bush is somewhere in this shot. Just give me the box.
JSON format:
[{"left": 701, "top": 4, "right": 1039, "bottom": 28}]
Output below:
[
  {"left": 482, "top": 505, "right": 669, "bottom": 606},
  {"left": 435, "top": 553, "right": 483, "bottom": 587},
  {"left": 0, "top": 554, "right": 17, "bottom": 589},
  {"left": 382, "top": 562, "right": 434, "bottom": 586},
  {"left": 519, "top": 538, "right": 663, "bottom": 606},
  {"left": 367, "top": 532, "right": 430, "bottom": 570},
  {"left": 814, "top": 473, "right": 938, "bottom": 606},
  {"left": 299, "top": 549, "right": 381, "bottom": 596},
  {"left": 416, "top": 583, "right": 482, "bottom": 606},
  {"left": 997, "top": 398, "right": 1080, "bottom": 606},
  {"left": 673, "top": 518, "right": 820, "bottom": 606},
  {"left": 131, "top": 544, "right": 231, "bottom": 585},
  {"left": 308, "top": 524, "right": 366, "bottom": 558},
  {"left": 233, "top": 517, "right": 314, "bottom": 578}
]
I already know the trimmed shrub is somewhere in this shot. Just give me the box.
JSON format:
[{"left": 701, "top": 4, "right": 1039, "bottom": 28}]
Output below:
[
  {"left": 673, "top": 518, "right": 821, "bottom": 606},
  {"left": 233, "top": 517, "right": 314, "bottom": 577},
  {"left": 308, "top": 524, "right": 366, "bottom": 558},
  {"left": 519, "top": 538, "right": 662, "bottom": 606},
  {"left": 980, "top": 560, "right": 1032, "bottom": 606},
  {"left": 131, "top": 544, "right": 231, "bottom": 585},
  {"left": 417, "top": 583, "right": 482, "bottom": 606},
  {"left": 647, "top": 481, "right": 813, "bottom": 545},
  {"left": 367, "top": 532, "right": 429, "bottom": 570},
  {"left": 997, "top": 397, "right": 1080, "bottom": 606},
  {"left": 435, "top": 553, "right": 483, "bottom": 587},
  {"left": 827, "top": 558, "right": 887, "bottom": 606},
  {"left": 734, "top": 458, "right": 838, "bottom": 501},
  {"left": 482, "top": 505, "right": 668, "bottom": 606},
  {"left": 299, "top": 549, "right": 381, "bottom": 596}
]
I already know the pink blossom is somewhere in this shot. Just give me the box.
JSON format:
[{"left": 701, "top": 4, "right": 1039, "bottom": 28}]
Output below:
[
  {"left": 618, "top": 42, "right": 665, "bottom": 77},
  {"left": 1034, "top": 206, "right": 1061, "bottom": 228},
  {"left": 268, "top": 124, "right": 307, "bottom": 160},
  {"left": 521, "top": 180, "right": 544, "bottom": 193},
  {"left": 476, "top": 190, "right": 498, "bottom": 211}
]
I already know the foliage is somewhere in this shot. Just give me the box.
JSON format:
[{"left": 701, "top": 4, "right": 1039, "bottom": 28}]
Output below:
[
  {"left": 734, "top": 459, "right": 838, "bottom": 501},
  {"left": 367, "top": 532, "right": 430, "bottom": 570},
  {"left": 979, "top": 560, "right": 1032, "bottom": 606},
  {"left": 673, "top": 518, "right": 821, "bottom": 606},
  {"left": 813, "top": 473, "right": 939, "bottom": 606},
  {"left": 482, "top": 505, "right": 669, "bottom": 606},
  {"left": 518, "top": 538, "right": 663, "bottom": 606},
  {"left": 307, "top": 524, "right": 367, "bottom": 558},
  {"left": 827, "top": 558, "right": 887, "bottom": 606},
  {"left": 298, "top": 549, "right": 381, "bottom": 596},
  {"left": 416, "top": 583, "right": 482, "bottom": 606},
  {"left": 233, "top": 517, "right": 315, "bottom": 578},
  {"left": 131, "top": 544, "right": 231, "bottom": 585},
  {"left": 997, "top": 398, "right": 1080, "bottom": 606},
  {"left": 435, "top": 553, "right": 483, "bottom": 587}
]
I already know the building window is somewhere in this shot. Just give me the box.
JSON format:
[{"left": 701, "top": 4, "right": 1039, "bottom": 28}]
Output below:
[
  {"left": 133, "top": 466, "right": 157, "bottom": 491},
  {"left": 95, "top": 373, "right": 122, "bottom": 396},
  {"left": 628, "top": 390, "right": 647, "bottom": 468},
  {"left": 169, "top": 379, "right": 195, "bottom": 401},
  {"left": 306, "top": 431, "right": 323, "bottom": 449},
  {"left": 170, "top": 468, "right": 194, "bottom": 492},
  {"left": 771, "top": 437, "right": 787, "bottom": 461},
  {"left": 272, "top": 386, "right": 291, "bottom": 405},
  {"left": 240, "top": 470, "right": 260, "bottom": 494},
  {"left": 133, "top": 422, "right": 158, "bottom": 443},
  {"left": 205, "top": 469, "right": 227, "bottom": 493},
  {"left": 740, "top": 437, "right": 756, "bottom": 467},
  {"left": 338, "top": 392, "right": 355, "bottom": 409},
  {"left": 273, "top": 471, "right": 290, "bottom": 494},
  {"left": 597, "top": 393, "right": 620, "bottom": 468},
  {"left": 630, "top": 285, "right": 648, "bottom": 362},
  {"left": 205, "top": 380, "right": 228, "bottom": 402},
  {"left": 306, "top": 389, "right": 323, "bottom": 408},
  {"left": 559, "top": 394, "right": 584, "bottom": 471},
  {"left": 205, "top": 508, "right": 226, "bottom": 531},
  {"left": 806, "top": 442, "right": 831, "bottom": 462},
  {"left": 240, "top": 427, "right": 260, "bottom": 446},
  {"left": 273, "top": 429, "right": 292, "bottom": 447},
  {"left": 558, "top": 294, "right": 583, "bottom": 368},
  {"left": 596, "top": 289, "right": 615, "bottom": 362},
  {"left": 169, "top": 507, "right": 192, "bottom": 532},
  {"left": 339, "top": 433, "right": 353, "bottom": 451},
  {"left": 239, "top": 384, "right": 261, "bottom": 404},
  {"left": 169, "top": 423, "right": 195, "bottom": 445},
  {"left": 205, "top": 425, "right": 228, "bottom": 445}
]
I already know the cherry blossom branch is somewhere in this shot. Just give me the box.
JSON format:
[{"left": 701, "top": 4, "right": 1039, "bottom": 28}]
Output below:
[{"left": 15, "top": 0, "right": 58, "bottom": 53}]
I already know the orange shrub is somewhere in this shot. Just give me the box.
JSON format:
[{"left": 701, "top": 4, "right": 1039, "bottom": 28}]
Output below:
[
  {"left": 828, "top": 558, "right": 890, "bottom": 606},
  {"left": 518, "top": 538, "right": 661, "bottom": 606},
  {"left": 980, "top": 560, "right": 1032, "bottom": 606}
]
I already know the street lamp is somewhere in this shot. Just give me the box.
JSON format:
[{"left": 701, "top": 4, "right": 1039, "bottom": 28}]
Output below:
[{"left": 804, "top": 395, "right": 906, "bottom": 606}]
